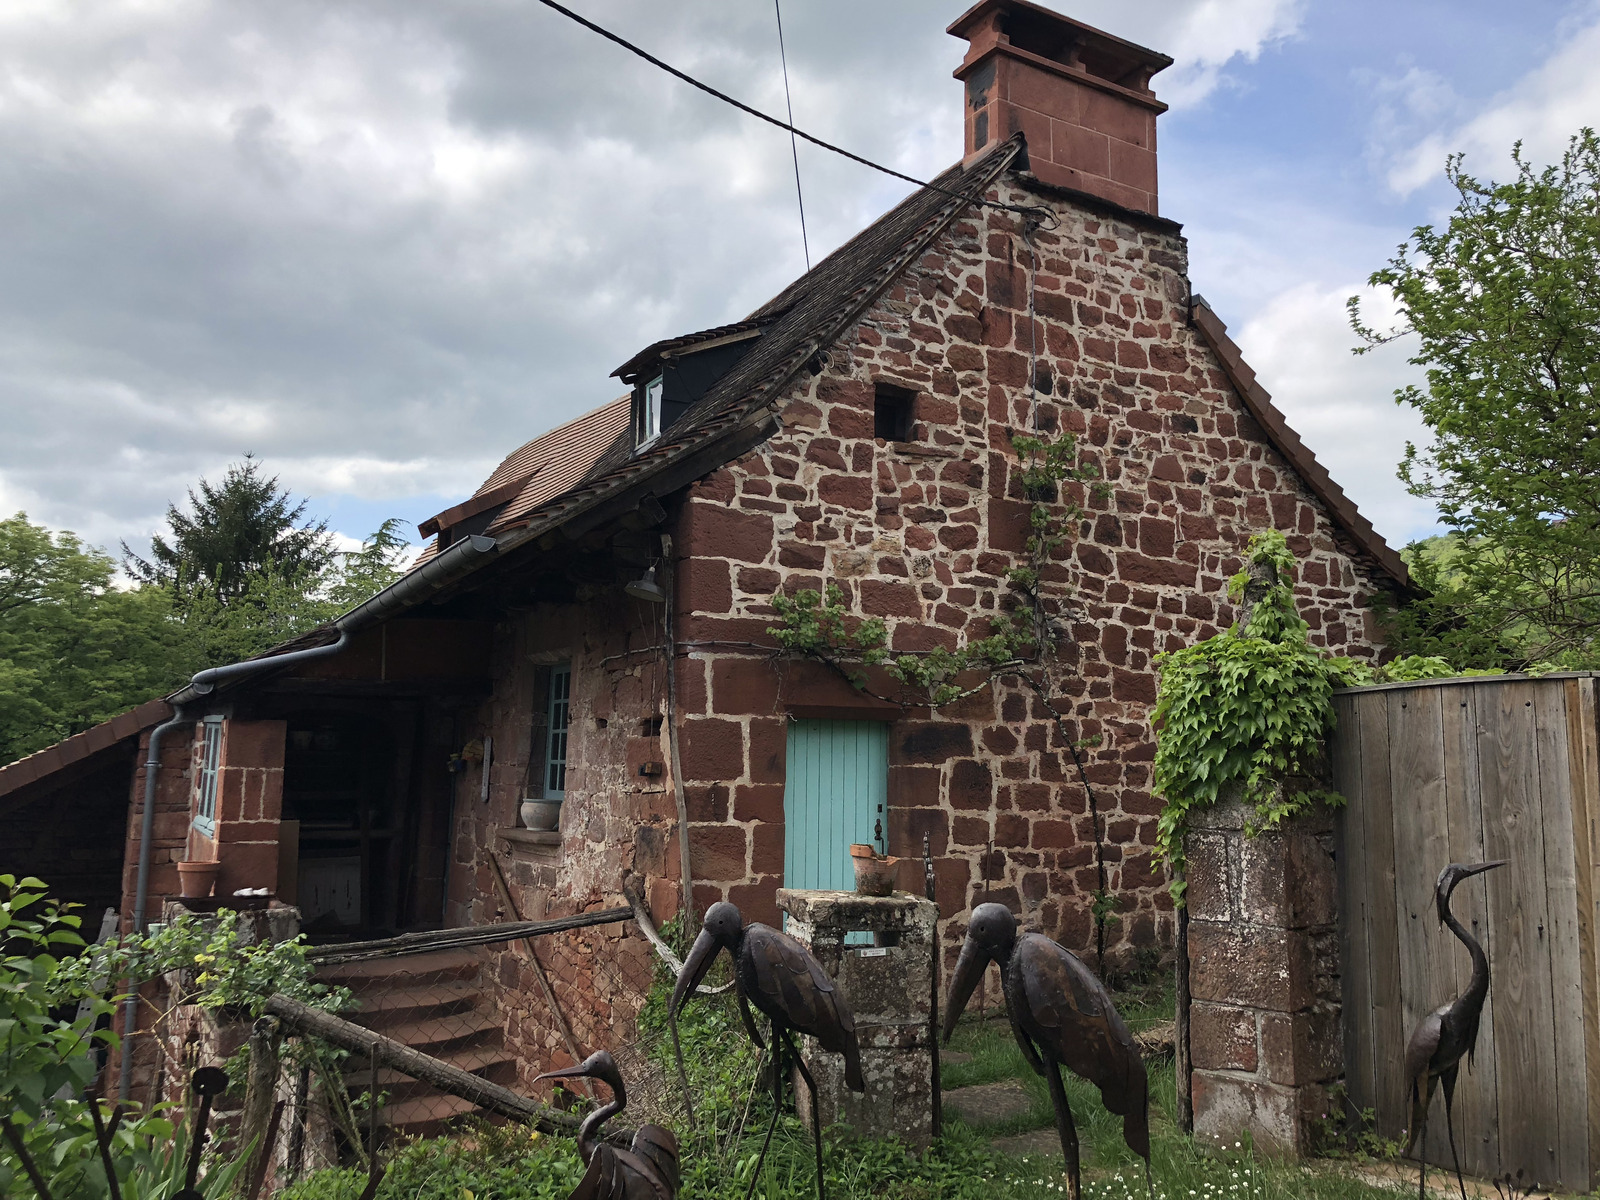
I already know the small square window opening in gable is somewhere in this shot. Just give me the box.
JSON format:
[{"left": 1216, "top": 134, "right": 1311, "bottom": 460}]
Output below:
[
  {"left": 873, "top": 382, "right": 916, "bottom": 443},
  {"left": 194, "top": 717, "right": 223, "bottom": 836}
]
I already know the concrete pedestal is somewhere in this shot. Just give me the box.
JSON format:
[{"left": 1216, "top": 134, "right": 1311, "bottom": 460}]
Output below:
[{"left": 777, "top": 888, "right": 937, "bottom": 1149}]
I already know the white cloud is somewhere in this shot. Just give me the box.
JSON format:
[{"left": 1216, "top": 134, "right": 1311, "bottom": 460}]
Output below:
[
  {"left": 1231, "top": 282, "right": 1439, "bottom": 546},
  {"left": 1387, "top": 10, "right": 1600, "bottom": 195}
]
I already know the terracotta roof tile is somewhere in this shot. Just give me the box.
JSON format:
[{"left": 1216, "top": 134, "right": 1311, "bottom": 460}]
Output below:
[{"left": 0, "top": 698, "right": 171, "bottom": 803}]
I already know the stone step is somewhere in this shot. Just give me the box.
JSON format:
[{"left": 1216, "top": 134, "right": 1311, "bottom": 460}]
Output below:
[
  {"left": 317, "top": 948, "right": 483, "bottom": 988},
  {"left": 343, "top": 980, "right": 481, "bottom": 1029}
]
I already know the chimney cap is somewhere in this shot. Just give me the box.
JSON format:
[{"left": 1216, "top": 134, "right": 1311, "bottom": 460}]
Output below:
[{"left": 947, "top": 0, "right": 1173, "bottom": 93}]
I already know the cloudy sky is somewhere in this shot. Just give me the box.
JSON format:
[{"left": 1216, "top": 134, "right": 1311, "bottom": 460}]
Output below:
[{"left": 3, "top": 0, "right": 1596, "bottom": 560}]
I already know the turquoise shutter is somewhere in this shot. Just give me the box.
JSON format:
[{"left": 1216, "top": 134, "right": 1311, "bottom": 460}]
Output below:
[{"left": 783, "top": 719, "right": 889, "bottom": 895}]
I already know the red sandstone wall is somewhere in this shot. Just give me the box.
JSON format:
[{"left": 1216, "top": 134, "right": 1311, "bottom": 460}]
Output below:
[
  {"left": 672, "top": 176, "right": 1391, "bottom": 974},
  {"left": 447, "top": 594, "right": 678, "bottom": 1080}
]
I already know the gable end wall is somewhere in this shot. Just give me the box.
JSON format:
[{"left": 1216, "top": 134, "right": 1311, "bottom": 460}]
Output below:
[{"left": 674, "top": 174, "right": 1391, "bottom": 972}]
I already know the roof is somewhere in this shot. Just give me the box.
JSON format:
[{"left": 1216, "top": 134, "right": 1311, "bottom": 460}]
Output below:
[
  {"left": 414, "top": 393, "right": 631, "bottom": 561},
  {"left": 611, "top": 320, "right": 768, "bottom": 384},
  {"left": 461, "top": 135, "right": 1028, "bottom": 542},
  {"left": 0, "top": 699, "right": 170, "bottom": 809},
  {"left": 1190, "top": 296, "right": 1413, "bottom": 592}
]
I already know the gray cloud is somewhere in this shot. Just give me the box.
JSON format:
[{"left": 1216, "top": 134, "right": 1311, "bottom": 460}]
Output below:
[{"left": 7, "top": 0, "right": 1419, "bottom": 559}]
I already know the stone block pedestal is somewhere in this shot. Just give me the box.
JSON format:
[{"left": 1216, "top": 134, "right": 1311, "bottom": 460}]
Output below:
[
  {"left": 1184, "top": 797, "right": 1342, "bottom": 1154},
  {"left": 777, "top": 888, "right": 937, "bottom": 1149}
]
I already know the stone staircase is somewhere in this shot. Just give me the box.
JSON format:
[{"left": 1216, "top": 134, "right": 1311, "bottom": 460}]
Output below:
[{"left": 319, "top": 948, "right": 517, "bottom": 1138}]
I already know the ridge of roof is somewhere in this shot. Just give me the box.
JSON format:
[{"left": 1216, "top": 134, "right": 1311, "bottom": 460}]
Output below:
[
  {"left": 1190, "top": 295, "right": 1414, "bottom": 593},
  {"left": 484, "top": 135, "right": 1027, "bottom": 538}
]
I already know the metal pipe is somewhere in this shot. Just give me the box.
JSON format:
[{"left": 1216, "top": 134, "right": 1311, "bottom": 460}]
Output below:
[
  {"left": 663, "top": 535, "right": 695, "bottom": 932},
  {"left": 119, "top": 701, "right": 188, "bottom": 1099}
]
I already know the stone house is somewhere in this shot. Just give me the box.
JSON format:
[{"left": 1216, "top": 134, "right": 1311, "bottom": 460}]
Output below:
[{"left": 0, "top": 0, "right": 1410, "bottom": 1105}]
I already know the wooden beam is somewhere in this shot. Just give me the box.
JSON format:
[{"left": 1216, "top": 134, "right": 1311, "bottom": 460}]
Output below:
[
  {"left": 263, "top": 994, "right": 576, "bottom": 1133},
  {"left": 305, "top": 907, "right": 631, "bottom": 964}
]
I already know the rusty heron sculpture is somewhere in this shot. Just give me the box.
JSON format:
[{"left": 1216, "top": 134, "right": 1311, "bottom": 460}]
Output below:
[
  {"left": 1403, "top": 859, "right": 1506, "bottom": 1200},
  {"left": 671, "top": 900, "right": 863, "bottom": 1200},
  {"left": 944, "top": 903, "right": 1150, "bottom": 1200},
  {"left": 535, "top": 1050, "right": 679, "bottom": 1200}
]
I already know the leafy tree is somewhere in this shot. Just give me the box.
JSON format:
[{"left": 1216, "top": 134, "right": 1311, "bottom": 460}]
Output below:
[
  {"left": 122, "top": 456, "right": 335, "bottom": 599},
  {"left": 1351, "top": 129, "right": 1600, "bottom": 668},
  {"left": 0, "top": 515, "right": 188, "bottom": 763}
]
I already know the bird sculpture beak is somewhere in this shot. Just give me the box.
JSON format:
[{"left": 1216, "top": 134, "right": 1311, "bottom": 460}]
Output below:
[
  {"left": 534, "top": 1061, "right": 594, "bottom": 1085},
  {"left": 1462, "top": 860, "right": 1508, "bottom": 877},
  {"left": 941, "top": 933, "right": 990, "bottom": 1045},
  {"left": 670, "top": 926, "right": 720, "bottom": 1018}
]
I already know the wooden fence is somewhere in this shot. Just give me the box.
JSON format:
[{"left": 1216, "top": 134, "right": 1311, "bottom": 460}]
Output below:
[{"left": 1331, "top": 673, "right": 1600, "bottom": 1192}]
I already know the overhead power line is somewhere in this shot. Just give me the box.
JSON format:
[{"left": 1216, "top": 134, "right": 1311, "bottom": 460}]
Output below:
[
  {"left": 532, "top": 0, "right": 933, "bottom": 190},
  {"left": 530, "top": 0, "right": 1059, "bottom": 227},
  {"left": 773, "top": 0, "right": 811, "bottom": 270}
]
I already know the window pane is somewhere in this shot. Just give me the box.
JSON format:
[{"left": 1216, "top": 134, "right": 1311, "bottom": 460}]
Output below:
[
  {"left": 196, "top": 718, "right": 224, "bottom": 830},
  {"left": 544, "top": 665, "right": 571, "bottom": 797}
]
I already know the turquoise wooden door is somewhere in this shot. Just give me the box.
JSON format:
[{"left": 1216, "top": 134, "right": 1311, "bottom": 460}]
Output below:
[{"left": 783, "top": 720, "right": 888, "bottom": 895}]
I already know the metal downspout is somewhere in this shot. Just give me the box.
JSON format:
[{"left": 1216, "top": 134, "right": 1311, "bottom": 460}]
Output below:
[
  {"left": 118, "top": 702, "right": 188, "bottom": 1099},
  {"left": 663, "top": 536, "right": 695, "bottom": 932}
]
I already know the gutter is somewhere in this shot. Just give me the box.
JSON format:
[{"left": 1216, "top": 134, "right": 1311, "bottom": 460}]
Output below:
[{"left": 118, "top": 533, "right": 499, "bottom": 1098}]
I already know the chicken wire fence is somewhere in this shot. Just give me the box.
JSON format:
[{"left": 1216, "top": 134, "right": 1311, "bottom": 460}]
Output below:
[{"left": 253, "top": 911, "right": 735, "bottom": 1190}]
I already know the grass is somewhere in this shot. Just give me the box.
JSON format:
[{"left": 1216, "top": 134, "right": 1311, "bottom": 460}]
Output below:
[{"left": 280, "top": 963, "right": 1433, "bottom": 1200}]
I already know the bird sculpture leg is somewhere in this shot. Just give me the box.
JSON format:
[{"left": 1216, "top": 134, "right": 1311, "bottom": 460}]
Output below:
[
  {"left": 783, "top": 1030, "right": 827, "bottom": 1200},
  {"left": 1042, "top": 1057, "right": 1083, "bottom": 1200},
  {"left": 1441, "top": 1068, "right": 1467, "bottom": 1200},
  {"left": 744, "top": 1020, "right": 784, "bottom": 1200},
  {"left": 1415, "top": 1092, "right": 1428, "bottom": 1200}
]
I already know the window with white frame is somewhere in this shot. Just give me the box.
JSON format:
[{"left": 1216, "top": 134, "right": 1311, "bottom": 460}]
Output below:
[
  {"left": 544, "top": 664, "right": 572, "bottom": 797},
  {"left": 194, "top": 717, "right": 223, "bottom": 835},
  {"left": 638, "top": 375, "right": 663, "bottom": 448}
]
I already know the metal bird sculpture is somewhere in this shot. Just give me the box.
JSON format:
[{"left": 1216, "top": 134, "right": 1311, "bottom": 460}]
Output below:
[
  {"left": 670, "top": 900, "right": 864, "bottom": 1200},
  {"left": 1403, "top": 859, "right": 1506, "bottom": 1200},
  {"left": 535, "top": 1051, "right": 680, "bottom": 1200},
  {"left": 943, "top": 903, "right": 1150, "bottom": 1200}
]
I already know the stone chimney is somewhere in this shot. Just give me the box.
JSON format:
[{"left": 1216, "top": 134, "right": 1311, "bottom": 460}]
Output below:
[{"left": 948, "top": 0, "right": 1172, "bottom": 215}]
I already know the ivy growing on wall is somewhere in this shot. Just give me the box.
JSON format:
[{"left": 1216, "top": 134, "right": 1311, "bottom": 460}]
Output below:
[{"left": 1150, "top": 530, "right": 1481, "bottom": 902}]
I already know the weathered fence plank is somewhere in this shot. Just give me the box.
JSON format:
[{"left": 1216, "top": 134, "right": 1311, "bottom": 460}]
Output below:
[
  {"left": 1359, "top": 690, "right": 1407, "bottom": 1140},
  {"left": 1535, "top": 682, "right": 1588, "bottom": 1187},
  {"left": 1441, "top": 682, "right": 1499, "bottom": 1175},
  {"left": 1567, "top": 678, "right": 1600, "bottom": 1180},
  {"left": 1333, "top": 693, "right": 1377, "bottom": 1116},
  {"left": 1480, "top": 681, "right": 1560, "bottom": 1183}
]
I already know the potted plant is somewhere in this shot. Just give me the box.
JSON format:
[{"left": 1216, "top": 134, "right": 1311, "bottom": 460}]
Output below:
[
  {"left": 519, "top": 755, "right": 562, "bottom": 830},
  {"left": 176, "top": 858, "right": 222, "bottom": 899}
]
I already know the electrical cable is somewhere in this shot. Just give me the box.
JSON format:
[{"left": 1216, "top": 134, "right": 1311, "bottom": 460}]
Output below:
[
  {"left": 773, "top": 0, "right": 810, "bottom": 271},
  {"left": 530, "top": 0, "right": 1059, "bottom": 225}
]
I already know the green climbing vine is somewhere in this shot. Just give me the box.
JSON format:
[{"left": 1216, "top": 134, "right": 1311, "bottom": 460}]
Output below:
[
  {"left": 1151, "top": 529, "right": 1488, "bottom": 902},
  {"left": 768, "top": 431, "right": 1100, "bottom": 708},
  {"left": 769, "top": 430, "right": 1126, "bottom": 965}
]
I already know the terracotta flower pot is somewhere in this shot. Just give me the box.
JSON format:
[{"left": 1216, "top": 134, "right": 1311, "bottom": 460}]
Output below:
[
  {"left": 850, "top": 843, "right": 900, "bottom": 897},
  {"left": 177, "top": 859, "right": 221, "bottom": 900}
]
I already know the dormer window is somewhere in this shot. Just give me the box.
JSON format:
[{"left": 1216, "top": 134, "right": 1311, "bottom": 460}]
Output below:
[{"left": 638, "top": 374, "right": 663, "bottom": 448}]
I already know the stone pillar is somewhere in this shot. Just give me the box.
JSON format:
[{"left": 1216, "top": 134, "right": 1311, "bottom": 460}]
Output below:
[
  {"left": 1184, "top": 795, "right": 1342, "bottom": 1154},
  {"left": 212, "top": 720, "right": 288, "bottom": 897},
  {"left": 777, "top": 888, "right": 937, "bottom": 1150}
]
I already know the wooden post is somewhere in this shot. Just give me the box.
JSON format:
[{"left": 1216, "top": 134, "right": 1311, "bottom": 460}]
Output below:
[{"left": 239, "top": 1016, "right": 281, "bottom": 1185}]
